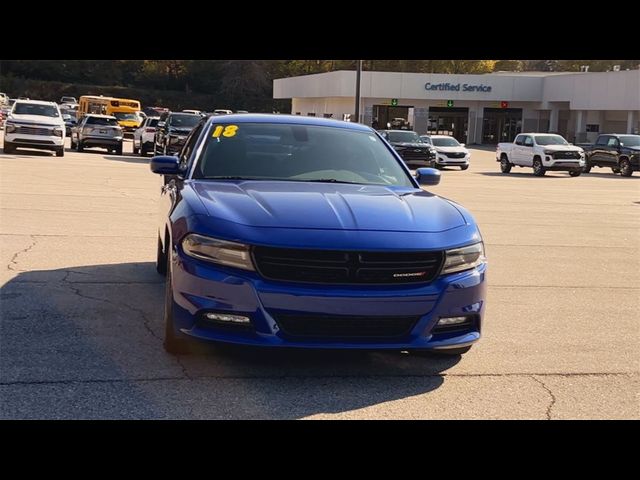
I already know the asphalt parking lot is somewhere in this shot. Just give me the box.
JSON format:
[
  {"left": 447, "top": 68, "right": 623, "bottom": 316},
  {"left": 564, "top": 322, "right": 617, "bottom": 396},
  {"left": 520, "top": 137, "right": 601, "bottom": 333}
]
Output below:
[{"left": 1, "top": 138, "right": 638, "bottom": 419}]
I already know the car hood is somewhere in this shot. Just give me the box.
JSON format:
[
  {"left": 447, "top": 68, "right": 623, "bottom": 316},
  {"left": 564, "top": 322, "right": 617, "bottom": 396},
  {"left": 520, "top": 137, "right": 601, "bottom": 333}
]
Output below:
[
  {"left": 8, "top": 114, "right": 63, "bottom": 126},
  {"left": 169, "top": 127, "right": 193, "bottom": 135},
  {"left": 433, "top": 146, "right": 467, "bottom": 153},
  {"left": 189, "top": 181, "right": 467, "bottom": 233},
  {"left": 391, "top": 142, "right": 431, "bottom": 148},
  {"left": 540, "top": 144, "right": 583, "bottom": 152},
  {"left": 625, "top": 146, "right": 640, "bottom": 152}
]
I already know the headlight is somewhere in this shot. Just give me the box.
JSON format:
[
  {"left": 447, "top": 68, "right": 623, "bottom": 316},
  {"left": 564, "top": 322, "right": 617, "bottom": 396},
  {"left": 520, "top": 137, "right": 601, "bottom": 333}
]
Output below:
[
  {"left": 53, "top": 127, "right": 63, "bottom": 137},
  {"left": 5, "top": 122, "right": 16, "bottom": 133},
  {"left": 543, "top": 149, "right": 555, "bottom": 155},
  {"left": 441, "top": 242, "right": 485, "bottom": 275},
  {"left": 181, "top": 234, "right": 255, "bottom": 271}
]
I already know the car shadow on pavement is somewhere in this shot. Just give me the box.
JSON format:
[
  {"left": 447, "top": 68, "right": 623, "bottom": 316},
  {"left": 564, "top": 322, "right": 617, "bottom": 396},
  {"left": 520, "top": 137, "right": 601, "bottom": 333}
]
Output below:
[
  {"left": 1, "top": 262, "right": 460, "bottom": 419},
  {"left": 103, "top": 155, "right": 151, "bottom": 164},
  {"left": 477, "top": 171, "right": 572, "bottom": 178},
  {"left": 2, "top": 149, "right": 56, "bottom": 157}
]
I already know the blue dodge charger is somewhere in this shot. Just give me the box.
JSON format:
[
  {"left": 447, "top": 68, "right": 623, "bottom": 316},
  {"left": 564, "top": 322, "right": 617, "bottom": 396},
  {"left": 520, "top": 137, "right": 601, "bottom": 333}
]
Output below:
[{"left": 151, "top": 114, "right": 486, "bottom": 355}]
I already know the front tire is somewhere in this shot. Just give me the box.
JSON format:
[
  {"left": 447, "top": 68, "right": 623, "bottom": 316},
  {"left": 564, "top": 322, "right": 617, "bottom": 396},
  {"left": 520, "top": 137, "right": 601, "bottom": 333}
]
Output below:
[
  {"left": 77, "top": 140, "right": 84, "bottom": 152},
  {"left": 115, "top": 143, "right": 123, "bottom": 156},
  {"left": 533, "top": 158, "right": 546, "bottom": 176},
  {"left": 132, "top": 141, "right": 139, "bottom": 155},
  {"left": 3, "top": 141, "right": 15, "bottom": 154},
  {"left": 460, "top": 164, "right": 469, "bottom": 171},
  {"left": 156, "top": 235, "right": 167, "bottom": 276},
  {"left": 500, "top": 155, "right": 512, "bottom": 173},
  {"left": 619, "top": 158, "right": 633, "bottom": 177},
  {"left": 569, "top": 169, "right": 581, "bottom": 177},
  {"left": 55, "top": 148, "right": 64, "bottom": 157},
  {"left": 163, "top": 249, "right": 191, "bottom": 355},
  {"left": 582, "top": 163, "right": 591, "bottom": 173},
  {"left": 140, "top": 142, "right": 147, "bottom": 156}
]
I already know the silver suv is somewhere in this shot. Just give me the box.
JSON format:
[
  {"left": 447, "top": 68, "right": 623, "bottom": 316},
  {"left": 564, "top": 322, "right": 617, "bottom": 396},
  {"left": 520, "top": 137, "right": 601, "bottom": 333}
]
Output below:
[{"left": 71, "top": 114, "right": 123, "bottom": 154}]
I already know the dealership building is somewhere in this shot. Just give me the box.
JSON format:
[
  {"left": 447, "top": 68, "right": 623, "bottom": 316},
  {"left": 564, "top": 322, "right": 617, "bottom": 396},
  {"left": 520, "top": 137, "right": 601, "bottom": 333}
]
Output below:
[{"left": 273, "top": 69, "right": 640, "bottom": 144}]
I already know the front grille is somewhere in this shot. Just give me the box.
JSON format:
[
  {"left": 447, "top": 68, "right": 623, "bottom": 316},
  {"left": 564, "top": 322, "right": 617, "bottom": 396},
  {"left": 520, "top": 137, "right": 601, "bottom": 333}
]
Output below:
[
  {"left": 253, "top": 247, "right": 444, "bottom": 285},
  {"left": 16, "top": 125, "right": 52, "bottom": 136},
  {"left": 15, "top": 138, "right": 55, "bottom": 144},
  {"left": 400, "top": 149, "right": 433, "bottom": 162},
  {"left": 444, "top": 152, "right": 466, "bottom": 159},
  {"left": 273, "top": 313, "right": 420, "bottom": 339},
  {"left": 553, "top": 151, "right": 581, "bottom": 160}
]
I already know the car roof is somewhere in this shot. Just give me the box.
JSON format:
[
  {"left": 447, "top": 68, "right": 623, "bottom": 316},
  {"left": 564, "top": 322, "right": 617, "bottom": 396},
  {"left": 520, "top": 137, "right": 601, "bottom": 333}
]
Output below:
[
  {"left": 84, "top": 114, "right": 117, "bottom": 119},
  {"left": 14, "top": 99, "right": 58, "bottom": 106},
  {"left": 203, "top": 113, "right": 373, "bottom": 132}
]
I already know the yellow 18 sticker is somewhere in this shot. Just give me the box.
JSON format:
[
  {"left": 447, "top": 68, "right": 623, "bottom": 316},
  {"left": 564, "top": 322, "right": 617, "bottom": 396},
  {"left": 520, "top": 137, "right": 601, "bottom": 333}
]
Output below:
[{"left": 212, "top": 125, "right": 239, "bottom": 138}]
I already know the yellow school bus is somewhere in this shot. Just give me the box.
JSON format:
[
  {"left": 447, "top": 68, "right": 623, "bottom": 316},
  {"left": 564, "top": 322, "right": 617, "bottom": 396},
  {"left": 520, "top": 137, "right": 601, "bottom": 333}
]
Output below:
[{"left": 78, "top": 95, "right": 142, "bottom": 135}]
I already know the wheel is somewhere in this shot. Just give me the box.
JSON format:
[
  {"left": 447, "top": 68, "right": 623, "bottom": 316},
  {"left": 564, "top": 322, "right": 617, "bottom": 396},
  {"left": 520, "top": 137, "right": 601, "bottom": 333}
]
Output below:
[
  {"left": 569, "top": 169, "right": 581, "bottom": 177},
  {"left": 116, "top": 143, "right": 123, "bottom": 156},
  {"left": 163, "top": 248, "right": 191, "bottom": 354},
  {"left": 140, "top": 142, "right": 147, "bottom": 156},
  {"left": 412, "top": 345, "right": 472, "bottom": 357},
  {"left": 500, "top": 155, "right": 512, "bottom": 173},
  {"left": 156, "top": 235, "right": 167, "bottom": 276},
  {"left": 55, "top": 148, "right": 64, "bottom": 157},
  {"left": 619, "top": 158, "right": 633, "bottom": 177},
  {"left": 3, "top": 141, "right": 15, "bottom": 154},
  {"left": 77, "top": 140, "right": 84, "bottom": 152},
  {"left": 460, "top": 164, "right": 469, "bottom": 171},
  {"left": 132, "top": 141, "right": 139, "bottom": 155},
  {"left": 70, "top": 136, "right": 76, "bottom": 149},
  {"left": 611, "top": 167, "right": 620, "bottom": 174},
  {"left": 533, "top": 158, "right": 546, "bottom": 176},
  {"left": 582, "top": 163, "right": 591, "bottom": 173}
]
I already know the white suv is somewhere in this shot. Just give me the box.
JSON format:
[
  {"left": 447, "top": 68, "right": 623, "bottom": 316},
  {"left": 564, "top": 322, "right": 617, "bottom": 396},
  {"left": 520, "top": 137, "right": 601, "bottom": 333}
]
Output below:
[
  {"left": 423, "top": 135, "right": 470, "bottom": 170},
  {"left": 3, "top": 100, "right": 66, "bottom": 156}
]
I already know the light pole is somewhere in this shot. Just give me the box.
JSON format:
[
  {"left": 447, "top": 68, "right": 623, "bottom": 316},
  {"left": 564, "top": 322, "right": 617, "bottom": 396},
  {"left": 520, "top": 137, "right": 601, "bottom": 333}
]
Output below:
[{"left": 354, "top": 60, "right": 362, "bottom": 123}]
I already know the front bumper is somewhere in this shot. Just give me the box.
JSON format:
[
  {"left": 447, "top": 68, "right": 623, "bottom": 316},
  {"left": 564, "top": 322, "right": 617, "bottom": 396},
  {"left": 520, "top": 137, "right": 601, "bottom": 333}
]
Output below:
[
  {"left": 81, "top": 136, "right": 123, "bottom": 148},
  {"left": 169, "top": 250, "right": 487, "bottom": 350},
  {"left": 543, "top": 157, "right": 584, "bottom": 170},
  {"left": 4, "top": 131, "right": 64, "bottom": 149},
  {"left": 436, "top": 154, "right": 470, "bottom": 166}
]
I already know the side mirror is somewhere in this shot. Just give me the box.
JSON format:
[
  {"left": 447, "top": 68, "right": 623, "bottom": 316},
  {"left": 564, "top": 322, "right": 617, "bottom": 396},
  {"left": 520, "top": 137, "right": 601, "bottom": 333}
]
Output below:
[
  {"left": 415, "top": 167, "right": 441, "bottom": 186},
  {"left": 157, "top": 121, "right": 166, "bottom": 128},
  {"left": 150, "top": 156, "right": 180, "bottom": 175},
  {"left": 460, "top": 143, "right": 465, "bottom": 147}
]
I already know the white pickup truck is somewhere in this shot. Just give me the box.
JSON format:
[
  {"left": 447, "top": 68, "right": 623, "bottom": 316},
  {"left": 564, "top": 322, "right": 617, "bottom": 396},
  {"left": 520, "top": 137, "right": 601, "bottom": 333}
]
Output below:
[{"left": 496, "top": 133, "right": 585, "bottom": 176}]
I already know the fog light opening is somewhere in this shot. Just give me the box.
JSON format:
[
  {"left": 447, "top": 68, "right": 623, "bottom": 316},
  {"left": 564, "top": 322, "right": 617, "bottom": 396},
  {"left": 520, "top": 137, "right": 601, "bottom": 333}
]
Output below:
[
  {"left": 204, "top": 312, "right": 251, "bottom": 324},
  {"left": 437, "top": 316, "right": 469, "bottom": 326}
]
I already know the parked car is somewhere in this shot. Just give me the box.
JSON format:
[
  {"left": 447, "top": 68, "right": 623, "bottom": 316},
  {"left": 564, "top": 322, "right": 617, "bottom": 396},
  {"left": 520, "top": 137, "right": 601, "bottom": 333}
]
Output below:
[
  {"left": 60, "top": 96, "right": 77, "bottom": 105},
  {"left": 496, "top": 133, "right": 584, "bottom": 176},
  {"left": 578, "top": 134, "right": 640, "bottom": 177},
  {"left": 0, "top": 92, "right": 8, "bottom": 106},
  {"left": 70, "top": 114, "right": 123, "bottom": 154},
  {"left": 213, "top": 109, "right": 233, "bottom": 115},
  {"left": 133, "top": 116, "right": 160, "bottom": 156},
  {"left": 150, "top": 114, "right": 486, "bottom": 355},
  {"left": 182, "top": 109, "right": 202, "bottom": 115},
  {"left": 154, "top": 111, "right": 201, "bottom": 155},
  {"left": 3, "top": 99, "right": 65, "bottom": 156},
  {"left": 62, "top": 113, "right": 77, "bottom": 137},
  {"left": 377, "top": 129, "right": 437, "bottom": 167},
  {"left": 423, "top": 135, "right": 471, "bottom": 171}
]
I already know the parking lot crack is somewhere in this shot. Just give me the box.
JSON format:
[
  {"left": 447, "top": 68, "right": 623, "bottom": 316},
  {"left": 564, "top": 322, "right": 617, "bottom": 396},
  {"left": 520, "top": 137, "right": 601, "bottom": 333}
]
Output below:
[
  {"left": 531, "top": 376, "right": 557, "bottom": 420},
  {"left": 7, "top": 236, "right": 37, "bottom": 271}
]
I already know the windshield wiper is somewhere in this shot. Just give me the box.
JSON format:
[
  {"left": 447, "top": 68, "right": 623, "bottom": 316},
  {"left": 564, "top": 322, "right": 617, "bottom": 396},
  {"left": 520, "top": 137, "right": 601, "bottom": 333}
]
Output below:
[
  {"left": 300, "top": 178, "right": 361, "bottom": 184},
  {"left": 203, "top": 176, "right": 257, "bottom": 180}
]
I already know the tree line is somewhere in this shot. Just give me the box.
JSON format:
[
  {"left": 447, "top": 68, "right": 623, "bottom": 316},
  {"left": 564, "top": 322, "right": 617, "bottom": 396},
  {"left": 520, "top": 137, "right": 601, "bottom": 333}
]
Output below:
[{"left": 1, "top": 60, "right": 637, "bottom": 112}]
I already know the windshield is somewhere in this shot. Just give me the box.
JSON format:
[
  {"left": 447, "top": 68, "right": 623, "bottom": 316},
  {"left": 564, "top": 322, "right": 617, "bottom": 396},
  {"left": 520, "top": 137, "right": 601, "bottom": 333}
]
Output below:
[
  {"left": 86, "top": 117, "right": 119, "bottom": 126},
  {"left": 193, "top": 123, "right": 414, "bottom": 187},
  {"left": 61, "top": 97, "right": 76, "bottom": 103},
  {"left": 618, "top": 135, "right": 640, "bottom": 147},
  {"left": 13, "top": 103, "right": 59, "bottom": 118},
  {"left": 113, "top": 112, "right": 139, "bottom": 121},
  {"left": 431, "top": 137, "right": 460, "bottom": 147},
  {"left": 169, "top": 114, "right": 200, "bottom": 128},
  {"left": 387, "top": 131, "right": 421, "bottom": 143},
  {"left": 147, "top": 118, "right": 160, "bottom": 127},
  {"left": 419, "top": 136, "right": 432, "bottom": 144},
  {"left": 534, "top": 135, "right": 568, "bottom": 146}
]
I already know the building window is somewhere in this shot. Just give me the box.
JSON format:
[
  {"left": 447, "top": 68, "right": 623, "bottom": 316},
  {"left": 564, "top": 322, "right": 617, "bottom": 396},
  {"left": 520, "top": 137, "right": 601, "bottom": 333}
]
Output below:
[
  {"left": 307, "top": 112, "right": 316, "bottom": 117},
  {"left": 586, "top": 124, "right": 599, "bottom": 133},
  {"left": 323, "top": 113, "right": 333, "bottom": 118},
  {"left": 295, "top": 112, "right": 301, "bottom": 115}
]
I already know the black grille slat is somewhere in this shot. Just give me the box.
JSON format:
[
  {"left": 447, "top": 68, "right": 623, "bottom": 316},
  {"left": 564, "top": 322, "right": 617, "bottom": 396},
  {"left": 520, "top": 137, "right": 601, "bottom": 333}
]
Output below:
[
  {"left": 274, "top": 313, "right": 419, "bottom": 339},
  {"left": 253, "top": 247, "right": 443, "bottom": 285},
  {"left": 444, "top": 152, "right": 466, "bottom": 158},
  {"left": 553, "top": 151, "right": 581, "bottom": 159}
]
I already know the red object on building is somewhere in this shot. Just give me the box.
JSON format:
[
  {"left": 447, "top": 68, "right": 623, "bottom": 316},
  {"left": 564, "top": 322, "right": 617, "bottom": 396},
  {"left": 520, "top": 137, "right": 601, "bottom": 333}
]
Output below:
[{"left": 501, "top": 101, "right": 509, "bottom": 108}]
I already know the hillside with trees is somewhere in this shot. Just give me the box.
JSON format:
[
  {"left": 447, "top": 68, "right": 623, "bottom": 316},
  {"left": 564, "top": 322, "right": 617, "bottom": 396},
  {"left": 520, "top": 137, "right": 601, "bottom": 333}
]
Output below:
[{"left": 1, "top": 60, "right": 637, "bottom": 112}]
